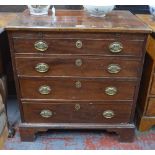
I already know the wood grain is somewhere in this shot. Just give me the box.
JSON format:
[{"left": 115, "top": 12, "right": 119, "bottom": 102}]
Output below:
[
  {"left": 7, "top": 10, "right": 150, "bottom": 142},
  {"left": 0, "top": 125, "right": 8, "bottom": 149},
  {"left": 12, "top": 36, "right": 144, "bottom": 57},
  {"left": 136, "top": 53, "right": 154, "bottom": 113},
  {"left": 146, "top": 98, "right": 155, "bottom": 116},
  {"left": 136, "top": 14, "right": 155, "bottom": 131},
  {"left": 0, "top": 13, "right": 18, "bottom": 30},
  {"left": 146, "top": 35, "right": 155, "bottom": 61},
  {"left": 19, "top": 78, "right": 137, "bottom": 101},
  {"left": 137, "top": 14, "right": 155, "bottom": 32},
  {"left": 6, "top": 10, "right": 151, "bottom": 33},
  {"left": 22, "top": 101, "right": 132, "bottom": 123},
  {"left": 19, "top": 123, "right": 135, "bottom": 142},
  {"left": 149, "top": 74, "right": 155, "bottom": 95},
  {"left": 15, "top": 56, "right": 141, "bottom": 78}
]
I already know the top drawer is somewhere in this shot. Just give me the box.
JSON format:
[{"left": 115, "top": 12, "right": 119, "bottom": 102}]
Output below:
[{"left": 11, "top": 32, "right": 145, "bottom": 57}]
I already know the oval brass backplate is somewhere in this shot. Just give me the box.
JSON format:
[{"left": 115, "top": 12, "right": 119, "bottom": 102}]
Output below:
[
  {"left": 35, "top": 63, "right": 49, "bottom": 73},
  {"left": 34, "top": 40, "right": 48, "bottom": 52},
  {"left": 40, "top": 109, "right": 53, "bottom": 118},
  {"left": 103, "top": 110, "right": 115, "bottom": 119},
  {"left": 38, "top": 85, "right": 51, "bottom": 95},
  {"left": 107, "top": 64, "right": 121, "bottom": 74},
  {"left": 109, "top": 42, "right": 123, "bottom": 53},
  {"left": 105, "top": 86, "right": 117, "bottom": 96}
]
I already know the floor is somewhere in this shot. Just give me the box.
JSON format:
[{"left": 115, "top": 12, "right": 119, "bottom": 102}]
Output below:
[{"left": 3, "top": 99, "right": 155, "bottom": 150}]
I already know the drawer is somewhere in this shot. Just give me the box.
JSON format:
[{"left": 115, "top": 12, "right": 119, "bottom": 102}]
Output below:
[
  {"left": 19, "top": 78, "right": 136, "bottom": 100},
  {"left": 22, "top": 101, "right": 132, "bottom": 123},
  {"left": 150, "top": 74, "right": 155, "bottom": 95},
  {"left": 15, "top": 56, "right": 141, "bottom": 78},
  {"left": 13, "top": 38, "right": 144, "bottom": 57},
  {"left": 146, "top": 98, "right": 155, "bottom": 116},
  {"left": 12, "top": 32, "right": 146, "bottom": 40}
]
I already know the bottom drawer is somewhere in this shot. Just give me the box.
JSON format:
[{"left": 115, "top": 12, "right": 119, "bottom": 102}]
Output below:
[
  {"left": 22, "top": 102, "right": 132, "bottom": 123},
  {"left": 146, "top": 98, "right": 155, "bottom": 116}
]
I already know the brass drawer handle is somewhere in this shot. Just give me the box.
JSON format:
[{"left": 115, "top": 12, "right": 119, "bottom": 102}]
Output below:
[
  {"left": 34, "top": 40, "right": 48, "bottom": 52},
  {"left": 103, "top": 110, "right": 115, "bottom": 119},
  {"left": 75, "top": 104, "right": 80, "bottom": 111},
  {"left": 39, "top": 85, "right": 51, "bottom": 95},
  {"left": 109, "top": 42, "right": 123, "bottom": 53},
  {"left": 107, "top": 64, "right": 121, "bottom": 74},
  {"left": 105, "top": 86, "right": 117, "bottom": 96},
  {"left": 75, "top": 59, "right": 82, "bottom": 67},
  {"left": 76, "top": 40, "right": 82, "bottom": 48},
  {"left": 75, "top": 81, "right": 82, "bottom": 88},
  {"left": 40, "top": 109, "right": 53, "bottom": 118},
  {"left": 35, "top": 63, "right": 49, "bottom": 73}
]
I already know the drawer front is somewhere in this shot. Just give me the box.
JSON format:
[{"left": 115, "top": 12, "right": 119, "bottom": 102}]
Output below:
[
  {"left": 22, "top": 102, "right": 132, "bottom": 123},
  {"left": 146, "top": 98, "right": 155, "bottom": 116},
  {"left": 13, "top": 38, "right": 143, "bottom": 57},
  {"left": 19, "top": 78, "right": 136, "bottom": 100},
  {"left": 150, "top": 75, "right": 155, "bottom": 95},
  {"left": 15, "top": 56, "right": 140, "bottom": 78},
  {"left": 12, "top": 32, "right": 146, "bottom": 40}
]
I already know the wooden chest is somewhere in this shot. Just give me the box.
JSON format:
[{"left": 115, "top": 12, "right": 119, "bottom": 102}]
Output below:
[
  {"left": 6, "top": 10, "right": 150, "bottom": 142},
  {"left": 136, "top": 14, "right": 155, "bottom": 131}
]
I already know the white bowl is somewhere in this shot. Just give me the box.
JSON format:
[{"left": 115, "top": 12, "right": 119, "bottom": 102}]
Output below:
[
  {"left": 83, "top": 5, "right": 115, "bottom": 17},
  {"left": 28, "top": 5, "right": 50, "bottom": 16},
  {"left": 149, "top": 5, "right": 155, "bottom": 17}
]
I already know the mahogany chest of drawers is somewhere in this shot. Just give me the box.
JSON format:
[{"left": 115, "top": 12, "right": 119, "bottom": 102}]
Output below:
[
  {"left": 6, "top": 10, "right": 150, "bottom": 142},
  {"left": 136, "top": 15, "right": 155, "bottom": 131}
]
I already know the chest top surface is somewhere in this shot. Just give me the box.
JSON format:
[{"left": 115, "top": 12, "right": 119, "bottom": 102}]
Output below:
[
  {"left": 136, "top": 14, "right": 155, "bottom": 32},
  {"left": 6, "top": 10, "right": 151, "bottom": 33}
]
